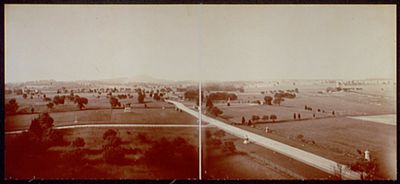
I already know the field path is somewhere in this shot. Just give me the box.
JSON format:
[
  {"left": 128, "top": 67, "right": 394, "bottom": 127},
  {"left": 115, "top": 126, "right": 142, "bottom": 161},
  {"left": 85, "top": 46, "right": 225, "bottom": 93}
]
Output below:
[
  {"left": 166, "top": 100, "right": 361, "bottom": 180},
  {"left": 5, "top": 123, "right": 212, "bottom": 135},
  {"left": 348, "top": 114, "right": 396, "bottom": 126}
]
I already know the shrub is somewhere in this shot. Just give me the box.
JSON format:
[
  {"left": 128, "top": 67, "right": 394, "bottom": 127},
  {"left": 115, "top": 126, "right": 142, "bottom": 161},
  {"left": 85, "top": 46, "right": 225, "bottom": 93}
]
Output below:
[
  {"left": 138, "top": 92, "right": 145, "bottom": 103},
  {"left": 350, "top": 158, "right": 379, "bottom": 179},
  {"left": 53, "top": 95, "right": 65, "bottom": 105},
  {"left": 274, "top": 92, "right": 296, "bottom": 99},
  {"left": 72, "top": 137, "right": 86, "bottom": 147},
  {"left": 29, "top": 113, "right": 54, "bottom": 137},
  {"left": 75, "top": 97, "right": 88, "bottom": 109},
  {"left": 136, "top": 133, "right": 152, "bottom": 144},
  {"left": 208, "top": 106, "right": 223, "bottom": 116},
  {"left": 241, "top": 116, "right": 246, "bottom": 124},
  {"left": 206, "top": 98, "right": 214, "bottom": 108},
  {"left": 103, "top": 129, "right": 118, "bottom": 140},
  {"left": 273, "top": 97, "right": 284, "bottom": 105},
  {"left": 264, "top": 96, "right": 273, "bottom": 105},
  {"left": 208, "top": 138, "right": 222, "bottom": 146},
  {"left": 102, "top": 129, "right": 126, "bottom": 164},
  {"left": 222, "top": 141, "right": 236, "bottom": 154},
  {"left": 270, "top": 114, "right": 277, "bottom": 122},
  {"left": 262, "top": 115, "right": 269, "bottom": 121},
  {"left": 144, "top": 137, "right": 197, "bottom": 172},
  {"left": 49, "top": 130, "right": 69, "bottom": 146},
  {"left": 117, "top": 94, "right": 127, "bottom": 99},
  {"left": 5, "top": 98, "right": 19, "bottom": 114},
  {"left": 103, "top": 146, "right": 125, "bottom": 165},
  {"left": 296, "top": 134, "right": 304, "bottom": 140},
  {"left": 208, "top": 92, "right": 238, "bottom": 101},
  {"left": 214, "top": 130, "right": 226, "bottom": 138},
  {"left": 43, "top": 97, "right": 52, "bottom": 102},
  {"left": 252, "top": 115, "right": 260, "bottom": 121},
  {"left": 110, "top": 97, "right": 121, "bottom": 108},
  {"left": 61, "top": 148, "right": 87, "bottom": 166},
  {"left": 184, "top": 90, "right": 200, "bottom": 101},
  {"left": 47, "top": 102, "right": 54, "bottom": 109}
]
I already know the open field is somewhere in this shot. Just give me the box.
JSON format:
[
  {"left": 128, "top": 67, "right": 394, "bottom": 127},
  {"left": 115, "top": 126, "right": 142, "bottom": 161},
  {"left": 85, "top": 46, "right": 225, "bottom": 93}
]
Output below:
[
  {"left": 5, "top": 92, "right": 174, "bottom": 114},
  {"left": 214, "top": 84, "right": 395, "bottom": 122},
  {"left": 219, "top": 116, "right": 396, "bottom": 179},
  {"left": 5, "top": 102, "right": 196, "bottom": 131},
  {"left": 199, "top": 82, "right": 396, "bottom": 179},
  {"left": 203, "top": 127, "right": 333, "bottom": 179},
  {"left": 4, "top": 80, "right": 396, "bottom": 180},
  {"left": 349, "top": 114, "right": 396, "bottom": 126}
]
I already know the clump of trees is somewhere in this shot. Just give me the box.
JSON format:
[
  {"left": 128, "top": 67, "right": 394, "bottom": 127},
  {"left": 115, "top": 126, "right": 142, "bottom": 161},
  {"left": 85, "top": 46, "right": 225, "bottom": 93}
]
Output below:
[
  {"left": 273, "top": 97, "right": 284, "bottom": 105},
  {"left": 222, "top": 141, "right": 236, "bottom": 154},
  {"left": 15, "top": 89, "right": 23, "bottom": 95},
  {"left": 53, "top": 95, "right": 65, "bottom": 105},
  {"left": 274, "top": 92, "right": 296, "bottom": 99},
  {"left": 252, "top": 115, "right": 260, "bottom": 121},
  {"left": 5, "top": 89, "right": 12, "bottom": 94},
  {"left": 241, "top": 114, "right": 277, "bottom": 124},
  {"left": 110, "top": 97, "right": 121, "bottom": 108},
  {"left": 153, "top": 92, "right": 161, "bottom": 101},
  {"left": 144, "top": 136, "right": 197, "bottom": 174},
  {"left": 263, "top": 96, "right": 286, "bottom": 105},
  {"left": 26, "top": 113, "right": 69, "bottom": 149},
  {"left": 350, "top": 150, "right": 379, "bottom": 179},
  {"left": 264, "top": 96, "right": 273, "bottom": 105},
  {"left": 5, "top": 98, "right": 19, "bottom": 114},
  {"left": 117, "top": 94, "right": 128, "bottom": 99},
  {"left": 53, "top": 94, "right": 87, "bottom": 110},
  {"left": 203, "top": 83, "right": 243, "bottom": 92},
  {"left": 47, "top": 102, "right": 54, "bottom": 110},
  {"left": 43, "top": 97, "right": 52, "bottom": 102},
  {"left": 183, "top": 90, "right": 203, "bottom": 101},
  {"left": 102, "top": 129, "right": 125, "bottom": 165},
  {"left": 205, "top": 98, "right": 223, "bottom": 117},
  {"left": 208, "top": 92, "right": 238, "bottom": 101},
  {"left": 72, "top": 137, "right": 86, "bottom": 147},
  {"left": 270, "top": 114, "right": 277, "bottom": 122},
  {"left": 138, "top": 91, "right": 145, "bottom": 103},
  {"left": 61, "top": 137, "right": 87, "bottom": 166},
  {"left": 205, "top": 130, "right": 236, "bottom": 155},
  {"left": 74, "top": 96, "right": 88, "bottom": 109}
]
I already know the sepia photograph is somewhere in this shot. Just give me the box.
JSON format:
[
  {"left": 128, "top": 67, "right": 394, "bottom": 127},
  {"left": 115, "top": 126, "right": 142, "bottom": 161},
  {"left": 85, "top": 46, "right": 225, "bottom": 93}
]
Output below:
[{"left": 4, "top": 4, "right": 396, "bottom": 180}]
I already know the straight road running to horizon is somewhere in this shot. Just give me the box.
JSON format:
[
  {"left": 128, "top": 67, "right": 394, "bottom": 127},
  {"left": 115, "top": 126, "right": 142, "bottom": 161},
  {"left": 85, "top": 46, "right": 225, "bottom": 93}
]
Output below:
[{"left": 166, "top": 100, "right": 362, "bottom": 180}]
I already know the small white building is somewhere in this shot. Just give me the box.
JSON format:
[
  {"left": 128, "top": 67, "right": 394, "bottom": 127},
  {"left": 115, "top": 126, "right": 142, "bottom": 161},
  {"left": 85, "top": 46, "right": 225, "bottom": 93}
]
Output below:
[
  {"left": 74, "top": 115, "right": 78, "bottom": 123},
  {"left": 364, "top": 150, "right": 370, "bottom": 161},
  {"left": 124, "top": 103, "right": 132, "bottom": 113}
]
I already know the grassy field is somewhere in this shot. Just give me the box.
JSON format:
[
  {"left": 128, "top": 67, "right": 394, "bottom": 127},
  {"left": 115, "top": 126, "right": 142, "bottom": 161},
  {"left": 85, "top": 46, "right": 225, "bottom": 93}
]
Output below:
[
  {"left": 202, "top": 127, "right": 332, "bottom": 179},
  {"left": 5, "top": 101, "right": 196, "bottom": 131},
  {"left": 5, "top": 92, "right": 175, "bottom": 113},
  {"left": 227, "top": 117, "right": 396, "bottom": 179},
  {"left": 215, "top": 84, "right": 395, "bottom": 122},
  {"left": 4, "top": 81, "right": 396, "bottom": 179},
  {"left": 200, "top": 83, "right": 396, "bottom": 179}
]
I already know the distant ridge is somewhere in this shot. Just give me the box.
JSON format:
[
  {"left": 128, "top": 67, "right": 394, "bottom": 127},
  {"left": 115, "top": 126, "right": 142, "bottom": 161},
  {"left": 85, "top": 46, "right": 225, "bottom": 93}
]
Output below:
[{"left": 98, "top": 75, "right": 171, "bottom": 84}]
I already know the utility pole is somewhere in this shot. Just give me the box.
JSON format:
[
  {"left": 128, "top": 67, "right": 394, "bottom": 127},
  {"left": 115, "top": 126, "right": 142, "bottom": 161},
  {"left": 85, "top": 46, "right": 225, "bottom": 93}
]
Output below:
[{"left": 198, "top": 78, "right": 202, "bottom": 180}]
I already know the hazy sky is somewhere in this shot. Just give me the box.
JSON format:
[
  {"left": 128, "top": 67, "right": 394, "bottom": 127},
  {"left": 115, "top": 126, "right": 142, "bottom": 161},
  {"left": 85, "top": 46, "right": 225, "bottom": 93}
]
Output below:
[{"left": 5, "top": 5, "right": 396, "bottom": 83}]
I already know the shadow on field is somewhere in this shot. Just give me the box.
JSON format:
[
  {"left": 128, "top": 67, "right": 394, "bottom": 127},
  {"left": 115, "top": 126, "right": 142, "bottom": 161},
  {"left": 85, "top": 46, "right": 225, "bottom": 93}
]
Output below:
[{"left": 5, "top": 113, "right": 198, "bottom": 179}]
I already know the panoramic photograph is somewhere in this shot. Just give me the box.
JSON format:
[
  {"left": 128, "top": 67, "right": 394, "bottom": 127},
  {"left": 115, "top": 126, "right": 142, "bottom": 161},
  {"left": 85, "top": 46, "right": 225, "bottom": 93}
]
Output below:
[{"left": 4, "top": 5, "right": 396, "bottom": 180}]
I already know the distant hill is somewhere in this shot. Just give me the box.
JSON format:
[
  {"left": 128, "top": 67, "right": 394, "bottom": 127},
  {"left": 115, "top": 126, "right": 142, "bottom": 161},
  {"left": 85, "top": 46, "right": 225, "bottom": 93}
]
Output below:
[{"left": 99, "top": 75, "right": 171, "bottom": 84}]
